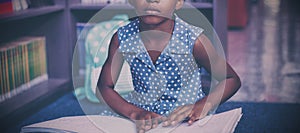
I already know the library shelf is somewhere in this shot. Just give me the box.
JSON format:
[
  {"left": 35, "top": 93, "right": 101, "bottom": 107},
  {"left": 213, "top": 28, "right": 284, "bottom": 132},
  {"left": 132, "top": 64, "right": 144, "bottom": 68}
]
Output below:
[
  {"left": 184, "top": 2, "right": 213, "bottom": 9},
  {"left": 0, "top": 79, "right": 72, "bottom": 131},
  {"left": 0, "top": 5, "right": 64, "bottom": 23},
  {"left": 0, "top": 79, "right": 71, "bottom": 119},
  {"left": 0, "top": 1, "right": 72, "bottom": 131},
  {"left": 70, "top": 2, "right": 213, "bottom": 11},
  {"left": 70, "top": 3, "right": 133, "bottom": 10}
]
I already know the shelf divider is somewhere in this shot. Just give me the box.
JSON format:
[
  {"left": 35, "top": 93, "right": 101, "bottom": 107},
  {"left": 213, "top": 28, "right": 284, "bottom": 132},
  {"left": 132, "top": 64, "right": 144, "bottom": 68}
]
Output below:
[
  {"left": 0, "top": 79, "right": 71, "bottom": 119},
  {"left": 70, "top": 2, "right": 213, "bottom": 11},
  {"left": 0, "top": 5, "right": 64, "bottom": 22}
]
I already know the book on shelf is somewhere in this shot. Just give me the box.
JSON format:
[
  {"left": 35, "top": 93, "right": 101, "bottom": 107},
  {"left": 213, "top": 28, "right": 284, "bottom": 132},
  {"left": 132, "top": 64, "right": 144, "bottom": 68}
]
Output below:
[
  {"left": 0, "top": 0, "right": 13, "bottom": 15},
  {"left": 0, "top": 36, "right": 48, "bottom": 103},
  {"left": 0, "top": 0, "right": 28, "bottom": 15},
  {"left": 12, "top": 0, "right": 22, "bottom": 11},
  {"left": 21, "top": 108, "right": 242, "bottom": 133},
  {"left": 81, "top": 0, "right": 127, "bottom": 4}
]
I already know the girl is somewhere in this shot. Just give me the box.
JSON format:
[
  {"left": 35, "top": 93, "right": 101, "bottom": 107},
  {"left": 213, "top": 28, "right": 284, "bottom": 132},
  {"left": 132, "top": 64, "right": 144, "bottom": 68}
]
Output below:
[{"left": 97, "top": 0, "right": 241, "bottom": 132}]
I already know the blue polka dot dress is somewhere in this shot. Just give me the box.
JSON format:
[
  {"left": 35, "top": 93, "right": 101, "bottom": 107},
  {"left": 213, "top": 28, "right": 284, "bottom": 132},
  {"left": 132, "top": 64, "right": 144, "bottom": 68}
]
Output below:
[{"left": 102, "top": 15, "right": 206, "bottom": 116}]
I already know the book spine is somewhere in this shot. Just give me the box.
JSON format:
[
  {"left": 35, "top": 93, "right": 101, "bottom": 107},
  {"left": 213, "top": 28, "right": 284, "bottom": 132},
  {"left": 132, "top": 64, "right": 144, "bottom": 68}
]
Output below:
[
  {"left": 19, "top": 0, "right": 28, "bottom": 10},
  {"left": 0, "top": 36, "right": 48, "bottom": 103},
  {"left": 23, "top": 43, "right": 29, "bottom": 88},
  {"left": 1, "top": 51, "right": 7, "bottom": 99},
  {"left": 41, "top": 37, "right": 47, "bottom": 76},
  {"left": 11, "top": 46, "right": 17, "bottom": 97},
  {"left": 32, "top": 38, "right": 37, "bottom": 79},
  {"left": 13, "top": 46, "right": 20, "bottom": 94},
  {"left": 0, "top": 51, "right": 3, "bottom": 101},
  {"left": 32, "top": 39, "right": 36, "bottom": 79},
  {"left": 3, "top": 50, "right": 9, "bottom": 98},
  {"left": 35, "top": 38, "right": 40, "bottom": 78},
  {"left": 19, "top": 45, "right": 25, "bottom": 90},
  {"left": 27, "top": 40, "right": 34, "bottom": 81},
  {"left": 3, "top": 49, "right": 9, "bottom": 99},
  {"left": 35, "top": 39, "right": 39, "bottom": 79},
  {"left": 0, "top": 1, "right": 13, "bottom": 15},
  {"left": 7, "top": 48, "right": 12, "bottom": 98},
  {"left": 38, "top": 37, "right": 46, "bottom": 77},
  {"left": 1, "top": 53, "right": 5, "bottom": 101},
  {"left": 12, "top": 0, "right": 21, "bottom": 12},
  {"left": 15, "top": 45, "right": 21, "bottom": 88}
]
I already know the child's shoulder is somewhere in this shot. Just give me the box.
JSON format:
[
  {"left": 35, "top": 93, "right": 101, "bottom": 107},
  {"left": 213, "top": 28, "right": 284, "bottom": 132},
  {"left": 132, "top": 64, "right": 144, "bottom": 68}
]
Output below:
[
  {"left": 117, "top": 17, "right": 139, "bottom": 40},
  {"left": 175, "top": 15, "right": 204, "bottom": 37}
]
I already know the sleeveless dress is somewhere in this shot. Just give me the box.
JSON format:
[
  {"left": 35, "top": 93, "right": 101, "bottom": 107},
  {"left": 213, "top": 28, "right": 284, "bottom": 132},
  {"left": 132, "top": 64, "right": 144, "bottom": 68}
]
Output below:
[{"left": 101, "top": 15, "right": 206, "bottom": 116}]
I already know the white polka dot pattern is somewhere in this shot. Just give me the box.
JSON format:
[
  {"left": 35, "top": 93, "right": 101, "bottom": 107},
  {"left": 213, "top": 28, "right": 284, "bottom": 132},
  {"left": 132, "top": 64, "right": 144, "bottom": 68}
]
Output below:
[{"left": 117, "top": 15, "right": 205, "bottom": 115}]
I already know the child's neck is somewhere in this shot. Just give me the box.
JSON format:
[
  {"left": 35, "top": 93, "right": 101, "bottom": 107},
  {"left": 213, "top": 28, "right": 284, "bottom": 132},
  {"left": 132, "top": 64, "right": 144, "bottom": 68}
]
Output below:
[
  {"left": 139, "top": 17, "right": 175, "bottom": 48},
  {"left": 139, "top": 17, "right": 175, "bottom": 34}
]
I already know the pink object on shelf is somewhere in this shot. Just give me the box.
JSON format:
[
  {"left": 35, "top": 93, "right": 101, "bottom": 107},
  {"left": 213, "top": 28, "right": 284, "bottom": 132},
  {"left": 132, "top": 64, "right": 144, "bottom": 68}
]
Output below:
[{"left": 228, "top": 0, "right": 249, "bottom": 28}]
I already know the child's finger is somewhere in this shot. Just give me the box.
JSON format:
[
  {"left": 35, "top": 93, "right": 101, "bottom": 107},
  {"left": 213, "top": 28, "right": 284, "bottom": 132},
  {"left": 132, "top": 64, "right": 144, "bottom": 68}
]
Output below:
[
  {"left": 143, "top": 114, "right": 152, "bottom": 131},
  {"left": 168, "top": 105, "right": 192, "bottom": 121},
  {"left": 138, "top": 129, "right": 145, "bottom": 133},
  {"left": 159, "top": 116, "right": 167, "bottom": 123},
  {"left": 170, "top": 112, "right": 189, "bottom": 126},
  {"left": 188, "top": 109, "right": 210, "bottom": 126},
  {"left": 163, "top": 111, "right": 189, "bottom": 126},
  {"left": 149, "top": 113, "right": 164, "bottom": 129},
  {"left": 187, "top": 110, "right": 200, "bottom": 125},
  {"left": 136, "top": 119, "right": 146, "bottom": 133},
  {"left": 188, "top": 113, "right": 199, "bottom": 125},
  {"left": 152, "top": 118, "right": 159, "bottom": 128},
  {"left": 188, "top": 116, "right": 197, "bottom": 125}
]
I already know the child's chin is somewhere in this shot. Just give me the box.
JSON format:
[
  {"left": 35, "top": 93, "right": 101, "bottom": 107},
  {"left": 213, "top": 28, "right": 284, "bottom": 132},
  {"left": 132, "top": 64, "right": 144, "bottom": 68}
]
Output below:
[{"left": 140, "top": 15, "right": 171, "bottom": 25}]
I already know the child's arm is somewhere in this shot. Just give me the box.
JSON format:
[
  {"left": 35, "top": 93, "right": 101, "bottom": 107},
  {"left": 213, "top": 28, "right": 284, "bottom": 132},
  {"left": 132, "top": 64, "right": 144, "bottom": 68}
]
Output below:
[
  {"left": 96, "top": 33, "right": 162, "bottom": 133},
  {"left": 163, "top": 34, "right": 241, "bottom": 126}
]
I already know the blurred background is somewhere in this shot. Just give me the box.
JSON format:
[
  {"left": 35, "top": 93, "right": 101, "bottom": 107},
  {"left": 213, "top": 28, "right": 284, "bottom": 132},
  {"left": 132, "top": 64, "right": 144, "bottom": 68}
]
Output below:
[{"left": 227, "top": 0, "right": 300, "bottom": 103}]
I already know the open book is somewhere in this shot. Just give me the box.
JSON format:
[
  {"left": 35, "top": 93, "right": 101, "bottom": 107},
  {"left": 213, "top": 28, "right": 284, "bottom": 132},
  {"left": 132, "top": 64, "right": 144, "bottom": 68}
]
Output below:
[{"left": 21, "top": 108, "right": 242, "bottom": 133}]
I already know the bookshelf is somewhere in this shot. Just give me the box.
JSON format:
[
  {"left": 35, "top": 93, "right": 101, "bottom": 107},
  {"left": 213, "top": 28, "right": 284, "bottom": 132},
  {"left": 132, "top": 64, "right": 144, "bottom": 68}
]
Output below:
[
  {"left": 0, "top": 0, "right": 72, "bottom": 129},
  {"left": 0, "top": 5, "right": 64, "bottom": 22}
]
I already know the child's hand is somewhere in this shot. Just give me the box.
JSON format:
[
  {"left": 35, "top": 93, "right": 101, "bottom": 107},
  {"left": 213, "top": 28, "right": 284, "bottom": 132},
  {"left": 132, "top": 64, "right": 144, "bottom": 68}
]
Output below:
[
  {"left": 129, "top": 110, "right": 163, "bottom": 133},
  {"left": 162, "top": 103, "right": 212, "bottom": 126}
]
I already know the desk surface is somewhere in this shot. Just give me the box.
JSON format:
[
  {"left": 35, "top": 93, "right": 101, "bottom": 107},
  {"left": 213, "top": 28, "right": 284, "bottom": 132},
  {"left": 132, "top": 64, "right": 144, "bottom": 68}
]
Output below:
[{"left": 5, "top": 92, "right": 300, "bottom": 133}]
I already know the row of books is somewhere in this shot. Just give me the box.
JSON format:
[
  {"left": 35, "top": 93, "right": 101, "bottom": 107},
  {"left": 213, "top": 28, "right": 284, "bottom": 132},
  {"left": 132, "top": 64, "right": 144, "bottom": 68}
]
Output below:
[
  {"left": 81, "top": 0, "right": 127, "bottom": 4},
  {"left": 0, "top": 37, "right": 48, "bottom": 103},
  {"left": 0, "top": 0, "right": 56, "bottom": 15},
  {"left": 0, "top": 0, "right": 28, "bottom": 15}
]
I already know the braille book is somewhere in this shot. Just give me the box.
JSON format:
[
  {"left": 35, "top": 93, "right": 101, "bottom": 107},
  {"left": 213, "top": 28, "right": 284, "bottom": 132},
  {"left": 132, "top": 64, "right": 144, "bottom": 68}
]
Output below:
[{"left": 21, "top": 108, "right": 242, "bottom": 133}]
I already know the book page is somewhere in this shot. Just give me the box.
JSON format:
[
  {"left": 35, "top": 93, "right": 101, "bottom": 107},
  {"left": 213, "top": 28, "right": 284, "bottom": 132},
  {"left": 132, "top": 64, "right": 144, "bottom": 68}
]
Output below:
[
  {"left": 165, "top": 108, "right": 243, "bottom": 133},
  {"left": 21, "top": 108, "right": 242, "bottom": 133},
  {"left": 21, "top": 116, "right": 104, "bottom": 133}
]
